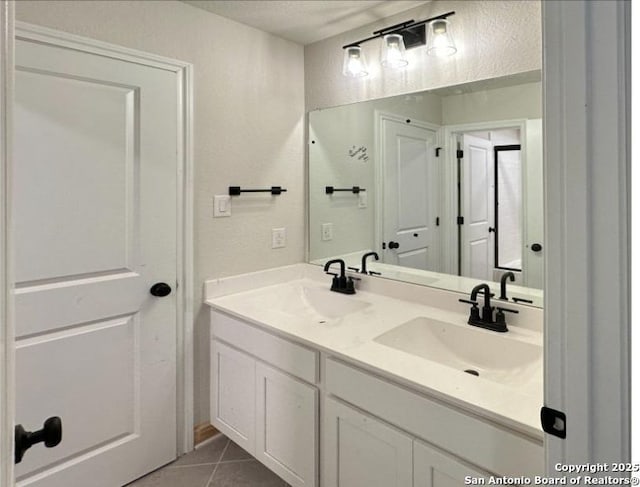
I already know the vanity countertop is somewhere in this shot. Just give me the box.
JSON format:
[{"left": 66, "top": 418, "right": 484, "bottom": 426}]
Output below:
[{"left": 205, "top": 263, "right": 543, "bottom": 440}]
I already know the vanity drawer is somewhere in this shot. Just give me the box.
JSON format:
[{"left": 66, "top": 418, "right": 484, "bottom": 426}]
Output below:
[
  {"left": 211, "top": 310, "right": 318, "bottom": 384},
  {"left": 324, "top": 357, "right": 543, "bottom": 477}
]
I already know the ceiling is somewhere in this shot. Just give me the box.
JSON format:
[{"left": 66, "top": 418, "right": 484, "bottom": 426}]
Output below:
[{"left": 182, "top": 1, "right": 429, "bottom": 45}]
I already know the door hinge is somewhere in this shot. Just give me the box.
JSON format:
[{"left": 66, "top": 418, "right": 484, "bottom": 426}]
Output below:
[
  {"left": 540, "top": 406, "right": 566, "bottom": 439},
  {"left": 435, "top": 147, "right": 442, "bottom": 157},
  {"left": 457, "top": 216, "right": 464, "bottom": 225},
  {"left": 456, "top": 149, "right": 464, "bottom": 159},
  {"left": 436, "top": 217, "right": 440, "bottom": 226}
]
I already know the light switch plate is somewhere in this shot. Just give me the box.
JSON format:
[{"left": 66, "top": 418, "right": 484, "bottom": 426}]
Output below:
[
  {"left": 358, "top": 192, "right": 368, "bottom": 209},
  {"left": 213, "top": 195, "right": 231, "bottom": 217},
  {"left": 272, "top": 227, "right": 286, "bottom": 248},
  {"left": 321, "top": 223, "right": 333, "bottom": 241}
]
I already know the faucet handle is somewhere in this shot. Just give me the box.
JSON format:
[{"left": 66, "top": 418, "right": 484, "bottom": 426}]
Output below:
[
  {"left": 368, "top": 271, "right": 381, "bottom": 276},
  {"left": 347, "top": 266, "right": 360, "bottom": 272},
  {"left": 496, "top": 306, "right": 519, "bottom": 314},
  {"left": 325, "top": 271, "right": 338, "bottom": 277},
  {"left": 458, "top": 298, "right": 478, "bottom": 306}
]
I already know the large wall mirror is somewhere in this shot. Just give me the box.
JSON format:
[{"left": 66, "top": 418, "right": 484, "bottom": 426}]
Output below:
[{"left": 308, "top": 71, "right": 543, "bottom": 307}]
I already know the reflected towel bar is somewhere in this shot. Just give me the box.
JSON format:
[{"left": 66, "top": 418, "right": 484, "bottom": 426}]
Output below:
[
  {"left": 229, "top": 186, "right": 287, "bottom": 196},
  {"left": 325, "top": 186, "right": 366, "bottom": 194}
]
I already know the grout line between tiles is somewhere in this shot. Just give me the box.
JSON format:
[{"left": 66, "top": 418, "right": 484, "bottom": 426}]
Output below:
[
  {"left": 168, "top": 461, "right": 218, "bottom": 469},
  {"left": 205, "top": 439, "right": 231, "bottom": 487},
  {"left": 216, "top": 458, "right": 256, "bottom": 465}
]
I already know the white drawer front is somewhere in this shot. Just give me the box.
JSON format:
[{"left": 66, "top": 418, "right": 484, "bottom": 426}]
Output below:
[
  {"left": 325, "top": 358, "right": 543, "bottom": 477},
  {"left": 211, "top": 310, "right": 318, "bottom": 384}
]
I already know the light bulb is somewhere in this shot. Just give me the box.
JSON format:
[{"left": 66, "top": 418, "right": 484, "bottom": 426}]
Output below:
[
  {"left": 426, "top": 19, "right": 457, "bottom": 57},
  {"left": 381, "top": 33, "right": 408, "bottom": 69},
  {"left": 342, "top": 46, "right": 368, "bottom": 77}
]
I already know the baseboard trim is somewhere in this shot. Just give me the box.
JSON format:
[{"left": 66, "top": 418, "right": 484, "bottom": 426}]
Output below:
[{"left": 194, "top": 423, "right": 218, "bottom": 445}]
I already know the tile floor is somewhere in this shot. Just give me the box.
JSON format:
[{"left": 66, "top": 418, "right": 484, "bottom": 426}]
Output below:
[{"left": 127, "top": 434, "right": 290, "bottom": 487}]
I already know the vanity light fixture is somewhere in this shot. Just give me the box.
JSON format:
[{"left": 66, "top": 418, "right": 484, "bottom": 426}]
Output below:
[
  {"left": 342, "top": 45, "right": 368, "bottom": 77},
  {"left": 381, "top": 33, "right": 408, "bottom": 69},
  {"left": 426, "top": 18, "right": 457, "bottom": 57},
  {"left": 342, "top": 11, "right": 456, "bottom": 77}
]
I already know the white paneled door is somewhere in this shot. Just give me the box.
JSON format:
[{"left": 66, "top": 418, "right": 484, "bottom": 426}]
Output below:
[
  {"left": 13, "top": 37, "right": 178, "bottom": 486},
  {"left": 461, "top": 134, "right": 494, "bottom": 280},
  {"left": 382, "top": 118, "right": 438, "bottom": 271}
]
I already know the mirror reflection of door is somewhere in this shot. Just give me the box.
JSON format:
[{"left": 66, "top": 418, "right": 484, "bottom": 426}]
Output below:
[
  {"left": 460, "top": 134, "right": 494, "bottom": 280},
  {"left": 380, "top": 115, "right": 438, "bottom": 271},
  {"left": 459, "top": 128, "right": 522, "bottom": 282}
]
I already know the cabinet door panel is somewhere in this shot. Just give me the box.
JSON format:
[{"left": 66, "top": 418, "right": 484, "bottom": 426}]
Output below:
[
  {"left": 323, "top": 398, "right": 412, "bottom": 487},
  {"left": 211, "top": 341, "right": 255, "bottom": 453},
  {"left": 256, "top": 363, "right": 317, "bottom": 487},
  {"left": 414, "top": 440, "right": 489, "bottom": 487}
]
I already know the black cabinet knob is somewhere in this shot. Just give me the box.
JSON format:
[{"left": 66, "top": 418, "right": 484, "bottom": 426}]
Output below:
[
  {"left": 150, "top": 282, "right": 172, "bottom": 297},
  {"left": 388, "top": 241, "right": 400, "bottom": 250},
  {"left": 531, "top": 243, "right": 543, "bottom": 252},
  {"left": 488, "top": 227, "right": 496, "bottom": 233},
  {"left": 15, "top": 417, "right": 62, "bottom": 464}
]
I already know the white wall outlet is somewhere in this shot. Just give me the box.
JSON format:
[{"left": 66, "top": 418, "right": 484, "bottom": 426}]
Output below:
[
  {"left": 213, "top": 195, "right": 231, "bottom": 217},
  {"left": 358, "top": 192, "right": 368, "bottom": 209},
  {"left": 272, "top": 227, "right": 286, "bottom": 248},
  {"left": 321, "top": 223, "right": 333, "bottom": 241}
]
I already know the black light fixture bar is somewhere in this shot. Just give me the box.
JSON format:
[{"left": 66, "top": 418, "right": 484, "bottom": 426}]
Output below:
[
  {"left": 325, "top": 186, "right": 366, "bottom": 194},
  {"left": 342, "top": 11, "right": 455, "bottom": 49},
  {"left": 229, "top": 186, "right": 287, "bottom": 196}
]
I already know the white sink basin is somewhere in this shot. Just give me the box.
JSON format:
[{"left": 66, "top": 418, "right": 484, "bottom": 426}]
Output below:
[
  {"left": 374, "top": 317, "right": 542, "bottom": 387},
  {"left": 238, "top": 281, "right": 371, "bottom": 322}
]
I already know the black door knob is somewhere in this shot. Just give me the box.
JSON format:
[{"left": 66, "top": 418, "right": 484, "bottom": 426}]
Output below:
[
  {"left": 150, "top": 282, "right": 172, "bottom": 297},
  {"left": 388, "top": 241, "right": 400, "bottom": 250},
  {"left": 488, "top": 227, "right": 496, "bottom": 233},
  {"left": 531, "top": 243, "right": 543, "bottom": 252},
  {"left": 15, "top": 417, "right": 62, "bottom": 464}
]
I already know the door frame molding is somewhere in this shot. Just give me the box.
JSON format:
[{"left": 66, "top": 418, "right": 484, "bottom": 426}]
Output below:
[
  {"left": 0, "top": 1, "right": 15, "bottom": 484},
  {"left": 13, "top": 21, "right": 196, "bottom": 457},
  {"left": 374, "top": 110, "right": 440, "bottom": 268},
  {"left": 543, "top": 0, "right": 630, "bottom": 468},
  {"left": 441, "top": 120, "right": 527, "bottom": 278}
]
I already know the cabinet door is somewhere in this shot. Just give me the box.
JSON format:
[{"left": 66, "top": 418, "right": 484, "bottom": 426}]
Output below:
[
  {"left": 211, "top": 341, "right": 255, "bottom": 454},
  {"left": 322, "top": 398, "right": 412, "bottom": 487},
  {"left": 256, "top": 363, "right": 317, "bottom": 487},
  {"left": 414, "top": 440, "right": 489, "bottom": 487}
]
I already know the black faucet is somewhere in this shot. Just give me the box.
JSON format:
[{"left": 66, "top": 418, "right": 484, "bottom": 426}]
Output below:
[
  {"left": 361, "top": 252, "right": 379, "bottom": 275},
  {"left": 459, "top": 283, "right": 518, "bottom": 333},
  {"left": 499, "top": 271, "right": 515, "bottom": 300},
  {"left": 324, "top": 259, "right": 356, "bottom": 295}
]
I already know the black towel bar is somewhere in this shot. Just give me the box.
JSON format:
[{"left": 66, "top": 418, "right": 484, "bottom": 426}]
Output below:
[
  {"left": 229, "top": 186, "right": 287, "bottom": 196},
  {"left": 325, "top": 186, "right": 366, "bottom": 194}
]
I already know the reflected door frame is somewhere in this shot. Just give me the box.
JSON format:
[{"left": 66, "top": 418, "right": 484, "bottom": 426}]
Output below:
[
  {"left": 3, "top": 23, "right": 195, "bottom": 483},
  {"left": 441, "top": 120, "right": 528, "bottom": 280},
  {"left": 374, "top": 111, "right": 441, "bottom": 270}
]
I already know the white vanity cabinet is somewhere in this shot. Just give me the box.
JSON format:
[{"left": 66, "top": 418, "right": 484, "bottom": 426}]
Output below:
[
  {"left": 210, "top": 308, "right": 543, "bottom": 487},
  {"left": 322, "top": 398, "right": 491, "bottom": 487},
  {"left": 322, "top": 398, "right": 413, "bottom": 487},
  {"left": 211, "top": 311, "right": 319, "bottom": 487},
  {"left": 413, "top": 440, "right": 489, "bottom": 487}
]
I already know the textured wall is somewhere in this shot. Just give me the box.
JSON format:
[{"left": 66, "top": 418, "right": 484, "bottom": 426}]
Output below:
[
  {"left": 304, "top": 0, "right": 541, "bottom": 110},
  {"left": 15, "top": 0, "right": 305, "bottom": 425}
]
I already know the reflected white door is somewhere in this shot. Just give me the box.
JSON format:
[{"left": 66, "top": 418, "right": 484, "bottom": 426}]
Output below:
[
  {"left": 382, "top": 119, "right": 437, "bottom": 271},
  {"left": 13, "top": 38, "right": 178, "bottom": 486},
  {"left": 461, "top": 135, "right": 494, "bottom": 280}
]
